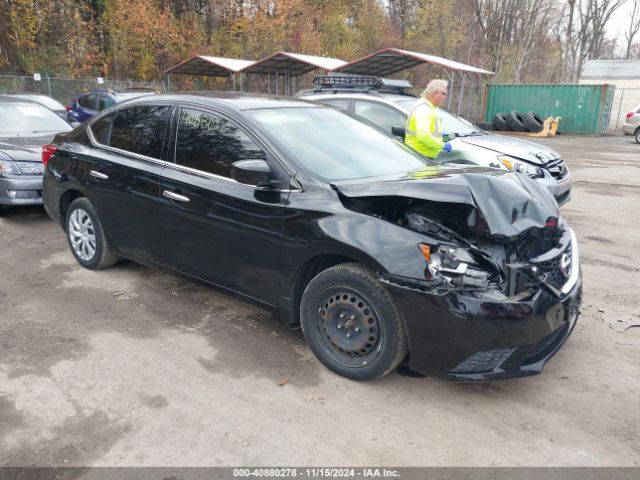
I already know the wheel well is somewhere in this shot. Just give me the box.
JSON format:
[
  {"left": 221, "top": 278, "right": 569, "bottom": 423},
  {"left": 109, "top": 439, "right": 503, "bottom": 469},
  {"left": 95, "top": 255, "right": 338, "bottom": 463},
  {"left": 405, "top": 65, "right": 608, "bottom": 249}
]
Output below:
[
  {"left": 286, "top": 254, "right": 359, "bottom": 327},
  {"left": 59, "top": 190, "right": 85, "bottom": 231}
]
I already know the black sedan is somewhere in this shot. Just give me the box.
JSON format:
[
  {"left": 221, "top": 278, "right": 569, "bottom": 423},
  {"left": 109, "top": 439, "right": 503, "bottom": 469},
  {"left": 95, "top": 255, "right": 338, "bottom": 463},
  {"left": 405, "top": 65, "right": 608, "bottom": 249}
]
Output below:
[
  {"left": 1, "top": 97, "right": 73, "bottom": 207},
  {"left": 42, "top": 93, "right": 582, "bottom": 381}
]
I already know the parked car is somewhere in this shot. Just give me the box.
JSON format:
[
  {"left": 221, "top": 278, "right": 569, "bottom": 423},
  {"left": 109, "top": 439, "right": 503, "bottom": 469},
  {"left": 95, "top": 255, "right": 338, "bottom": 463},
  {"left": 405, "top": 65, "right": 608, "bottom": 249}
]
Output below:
[
  {"left": 67, "top": 88, "right": 158, "bottom": 123},
  {"left": 622, "top": 103, "right": 640, "bottom": 143},
  {"left": 42, "top": 93, "right": 582, "bottom": 381},
  {"left": 0, "top": 92, "right": 68, "bottom": 120},
  {"left": 298, "top": 76, "right": 572, "bottom": 206},
  {"left": 0, "top": 97, "right": 73, "bottom": 207}
]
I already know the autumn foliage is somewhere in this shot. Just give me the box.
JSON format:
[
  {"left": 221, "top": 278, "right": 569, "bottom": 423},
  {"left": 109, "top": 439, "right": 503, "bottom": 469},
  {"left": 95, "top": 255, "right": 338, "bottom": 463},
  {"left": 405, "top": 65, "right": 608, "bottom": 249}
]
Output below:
[{"left": 0, "top": 0, "right": 631, "bottom": 83}]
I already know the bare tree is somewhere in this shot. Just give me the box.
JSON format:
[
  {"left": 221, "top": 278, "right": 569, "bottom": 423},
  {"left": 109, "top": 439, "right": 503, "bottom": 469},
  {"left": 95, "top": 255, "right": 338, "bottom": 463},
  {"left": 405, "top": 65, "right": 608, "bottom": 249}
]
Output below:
[
  {"left": 387, "top": 0, "right": 417, "bottom": 38},
  {"left": 625, "top": 0, "right": 640, "bottom": 58},
  {"left": 565, "top": 0, "right": 626, "bottom": 81}
]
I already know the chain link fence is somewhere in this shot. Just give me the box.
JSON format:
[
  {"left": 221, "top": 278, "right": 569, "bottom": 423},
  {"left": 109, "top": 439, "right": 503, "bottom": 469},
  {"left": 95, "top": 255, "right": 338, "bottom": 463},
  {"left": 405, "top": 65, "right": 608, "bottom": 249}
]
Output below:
[{"left": 0, "top": 75, "right": 167, "bottom": 105}]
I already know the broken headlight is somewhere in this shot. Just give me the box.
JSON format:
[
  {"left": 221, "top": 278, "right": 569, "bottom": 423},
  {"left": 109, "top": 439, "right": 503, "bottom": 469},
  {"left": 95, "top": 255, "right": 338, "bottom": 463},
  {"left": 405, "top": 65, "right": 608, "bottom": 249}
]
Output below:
[
  {"left": 498, "top": 156, "right": 543, "bottom": 179},
  {"left": 423, "top": 244, "right": 500, "bottom": 289}
]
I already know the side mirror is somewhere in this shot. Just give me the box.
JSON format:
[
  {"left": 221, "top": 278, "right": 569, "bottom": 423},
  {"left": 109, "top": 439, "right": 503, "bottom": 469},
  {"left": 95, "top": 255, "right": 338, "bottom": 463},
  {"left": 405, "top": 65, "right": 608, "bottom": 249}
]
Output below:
[
  {"left": 391, "top": 126, "right": 405, "bottom": 138},
  {"left": 442, "top": 133, "right": 458, "bottom": 142},
  {"left": 231, "top": 159, "right": 271, "bottom": 187}
]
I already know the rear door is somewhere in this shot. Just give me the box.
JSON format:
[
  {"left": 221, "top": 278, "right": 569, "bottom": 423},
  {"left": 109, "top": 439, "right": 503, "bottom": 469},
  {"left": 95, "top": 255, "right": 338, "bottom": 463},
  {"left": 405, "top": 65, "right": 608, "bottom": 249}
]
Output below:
[
  {"left": 85, "top": 103, "right": 172, "bottom": 262},
  {"left": 159, "top": 106, "right": 288, "bottom": 304}
]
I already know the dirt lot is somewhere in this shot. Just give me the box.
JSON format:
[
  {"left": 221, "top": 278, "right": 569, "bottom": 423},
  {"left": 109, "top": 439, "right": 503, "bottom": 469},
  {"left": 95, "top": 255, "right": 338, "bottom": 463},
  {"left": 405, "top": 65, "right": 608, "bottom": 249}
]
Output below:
[{"left": 0, "top": 134, "right": 639, "bottom": 467}]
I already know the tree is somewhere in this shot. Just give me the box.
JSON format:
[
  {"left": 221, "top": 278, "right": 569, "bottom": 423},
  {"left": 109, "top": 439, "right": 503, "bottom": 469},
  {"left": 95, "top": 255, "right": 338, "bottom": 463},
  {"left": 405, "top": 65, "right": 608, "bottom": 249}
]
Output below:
[{"left": 625, "top": 0, "right": 640, "bottom": 58}]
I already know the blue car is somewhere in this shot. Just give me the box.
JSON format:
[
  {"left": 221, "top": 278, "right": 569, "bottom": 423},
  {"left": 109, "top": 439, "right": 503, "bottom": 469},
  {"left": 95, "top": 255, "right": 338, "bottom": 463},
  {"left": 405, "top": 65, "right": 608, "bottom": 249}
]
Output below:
[{"left": 67, "top": 88, "right": 157, "bottom": 123}]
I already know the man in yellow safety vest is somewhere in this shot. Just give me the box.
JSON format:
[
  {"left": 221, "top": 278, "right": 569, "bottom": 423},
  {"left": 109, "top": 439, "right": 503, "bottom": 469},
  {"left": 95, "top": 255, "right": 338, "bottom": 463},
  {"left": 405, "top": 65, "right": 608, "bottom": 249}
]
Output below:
[{"left": 405, "top": 79, "right": 452, "bottom": 159}]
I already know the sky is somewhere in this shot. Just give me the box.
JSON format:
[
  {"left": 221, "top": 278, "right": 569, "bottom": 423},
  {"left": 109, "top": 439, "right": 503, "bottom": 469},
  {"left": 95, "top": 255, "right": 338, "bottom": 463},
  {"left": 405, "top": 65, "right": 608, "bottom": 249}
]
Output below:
[{"left": 608, "top": 0, "right": 636, "bottom": 46}]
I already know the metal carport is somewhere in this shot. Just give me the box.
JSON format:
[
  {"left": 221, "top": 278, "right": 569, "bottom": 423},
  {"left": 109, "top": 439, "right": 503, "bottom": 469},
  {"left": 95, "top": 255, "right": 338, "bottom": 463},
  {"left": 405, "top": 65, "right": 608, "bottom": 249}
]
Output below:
[
  {"left": 239, "top": 52, "right": 347, "bottom": 95},
  {"left": 334, "top": 47, "right": 494, "bottom": 120},
  {"left": 163, "top": 55, "right": 256, "bottom": 91}
]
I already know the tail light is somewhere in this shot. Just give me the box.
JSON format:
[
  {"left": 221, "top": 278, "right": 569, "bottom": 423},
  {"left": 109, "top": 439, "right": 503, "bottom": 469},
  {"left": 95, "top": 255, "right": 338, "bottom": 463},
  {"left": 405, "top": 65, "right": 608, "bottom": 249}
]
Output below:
[
  {"left": 626, "top": 112, "right": 634, "bottom": 119},
  {"left": 42, "top": 144, "right": 57, "bottom": 166},
  {"left": 545, "top": 217, "right": 558, "bottom": 228}
]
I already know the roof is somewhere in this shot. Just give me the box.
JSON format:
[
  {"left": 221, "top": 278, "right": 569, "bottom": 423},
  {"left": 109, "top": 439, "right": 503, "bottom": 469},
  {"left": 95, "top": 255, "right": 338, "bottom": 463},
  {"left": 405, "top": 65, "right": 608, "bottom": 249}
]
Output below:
[
  {"left": 133, "top": 91, "right": 323, "bottom": 111},
  {"left": 240, "top": 52, "right": 347, "bottom": 75},
  {"left": 581, "top": 59, "right": 640, "bottom": 79},
  {"left": 335, "top": 48, "right": 494, "bottom": 76},
  {"left": 164, "top": 55, "right": 256, "bottom": 76}
]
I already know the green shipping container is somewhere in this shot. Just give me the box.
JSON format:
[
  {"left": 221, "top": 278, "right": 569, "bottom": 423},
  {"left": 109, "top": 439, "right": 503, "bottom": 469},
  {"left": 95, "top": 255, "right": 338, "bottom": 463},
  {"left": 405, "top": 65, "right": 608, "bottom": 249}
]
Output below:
[{"left": 485, "top": 84, "right": 615, "bottom": 134}]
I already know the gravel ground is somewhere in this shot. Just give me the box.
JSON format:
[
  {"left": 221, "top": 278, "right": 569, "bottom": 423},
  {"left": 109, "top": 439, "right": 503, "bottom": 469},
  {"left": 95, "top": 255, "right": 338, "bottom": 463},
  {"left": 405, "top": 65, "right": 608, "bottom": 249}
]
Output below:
[{"left": 0, "top": 134, "right": 638, "bottom": 467}]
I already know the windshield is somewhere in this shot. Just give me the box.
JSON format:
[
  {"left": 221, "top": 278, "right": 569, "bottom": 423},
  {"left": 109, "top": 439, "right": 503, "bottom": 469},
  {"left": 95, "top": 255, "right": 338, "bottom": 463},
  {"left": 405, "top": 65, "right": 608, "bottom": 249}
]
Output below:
[
  {"left": 388, "top": 98, "right": 483, "bottom": 136},
  {"left": 248, "top": 106, "right": 431, "bottom": 181},
  {"left": 437, "top": 108, "right": 482, "bottom": 136},
  {"left": 0, "top": 102, "right": 73, "bottom": 134}
]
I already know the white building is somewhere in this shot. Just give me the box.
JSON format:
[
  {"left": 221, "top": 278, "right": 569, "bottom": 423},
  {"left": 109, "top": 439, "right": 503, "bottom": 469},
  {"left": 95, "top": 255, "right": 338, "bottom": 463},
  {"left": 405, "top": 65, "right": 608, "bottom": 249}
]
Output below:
[{"left": 580, "top": 59, "right": 640, "bottom": 132}]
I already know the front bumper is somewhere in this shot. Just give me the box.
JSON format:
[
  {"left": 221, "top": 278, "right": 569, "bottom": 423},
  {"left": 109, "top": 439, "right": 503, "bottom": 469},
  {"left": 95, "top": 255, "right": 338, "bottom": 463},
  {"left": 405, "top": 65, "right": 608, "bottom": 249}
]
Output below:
[
  {"left": 0, "top": 176, "right": 43, "bottom": 205},
  {"left": 385, "top": 230, "right": 582, "bottom": 381},
  {"left": 535, "top": 168, "right": 572, "bottom": 206}
]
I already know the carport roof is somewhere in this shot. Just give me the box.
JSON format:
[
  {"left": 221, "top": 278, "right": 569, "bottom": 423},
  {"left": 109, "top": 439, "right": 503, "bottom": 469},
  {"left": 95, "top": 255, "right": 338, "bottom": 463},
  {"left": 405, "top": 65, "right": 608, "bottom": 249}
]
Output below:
[
  {"left": 240, "top": 52, "right": 347, "bottom": 74},
  {"left": 335, "top": 48, "right": 494, "bottom": 76},
  {"left": 164, "top": 55, "right": 256, "bottom": 76}
]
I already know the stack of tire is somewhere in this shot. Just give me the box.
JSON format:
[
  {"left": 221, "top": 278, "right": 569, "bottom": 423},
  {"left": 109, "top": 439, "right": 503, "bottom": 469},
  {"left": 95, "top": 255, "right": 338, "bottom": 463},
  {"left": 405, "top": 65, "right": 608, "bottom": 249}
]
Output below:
[{"left": 490, "top": 111, "right": 544, "bottom": 133}]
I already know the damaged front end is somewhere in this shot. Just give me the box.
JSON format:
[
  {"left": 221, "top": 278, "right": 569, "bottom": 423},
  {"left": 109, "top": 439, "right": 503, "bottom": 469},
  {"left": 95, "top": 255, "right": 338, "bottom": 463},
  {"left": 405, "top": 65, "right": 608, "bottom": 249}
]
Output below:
[{"left": 334, "top": 169, "right": 582, "bottom": 380}]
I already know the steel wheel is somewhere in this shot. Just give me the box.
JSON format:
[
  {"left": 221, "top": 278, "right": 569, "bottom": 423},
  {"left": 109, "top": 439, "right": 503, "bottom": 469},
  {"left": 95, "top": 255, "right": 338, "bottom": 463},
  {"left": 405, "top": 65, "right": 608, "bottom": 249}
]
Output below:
[
  {"left": 300, "top": 263, "right": 407, "bottom": 380},
  {"left": 316, "top": 287, "right": 383, "bottom": 367},
  {"left": 68, "top": 208, "right": 97, "bottom": 261}
]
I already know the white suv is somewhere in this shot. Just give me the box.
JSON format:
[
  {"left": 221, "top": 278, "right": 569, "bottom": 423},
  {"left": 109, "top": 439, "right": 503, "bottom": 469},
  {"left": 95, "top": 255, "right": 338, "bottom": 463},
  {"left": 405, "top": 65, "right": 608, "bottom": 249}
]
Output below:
[{"left": 298, "top": 77, "right": 572, "bottom": 206}]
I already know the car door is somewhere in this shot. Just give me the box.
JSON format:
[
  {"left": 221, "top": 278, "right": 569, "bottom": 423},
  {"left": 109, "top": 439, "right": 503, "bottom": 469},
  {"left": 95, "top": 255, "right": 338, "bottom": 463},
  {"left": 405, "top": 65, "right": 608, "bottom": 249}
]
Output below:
[
  {"left": 159, "top": 106, "right": 287, "bottom": 304},
  {"left": 84, "top": 103, "right": 172, "bottom": 262},
  {"left": 353, "top": 99, "right": 407, "bottom": 135}
]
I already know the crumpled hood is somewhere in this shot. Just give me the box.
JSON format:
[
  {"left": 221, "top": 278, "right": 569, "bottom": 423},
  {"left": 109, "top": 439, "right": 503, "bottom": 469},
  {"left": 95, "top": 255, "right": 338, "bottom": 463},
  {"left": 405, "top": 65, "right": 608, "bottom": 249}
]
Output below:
[
  {"left": 0, "top": 133, "right": 57, "bottom": 162},
  {"left": 333, "top": 165, "right": 559, "bottom": 238},
  {"left": 459, "top": 133, "right": 561, "bottom": 165}
]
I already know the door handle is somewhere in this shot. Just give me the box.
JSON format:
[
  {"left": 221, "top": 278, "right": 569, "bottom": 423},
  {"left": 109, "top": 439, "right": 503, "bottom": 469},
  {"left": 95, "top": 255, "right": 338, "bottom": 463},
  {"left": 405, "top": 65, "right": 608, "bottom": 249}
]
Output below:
[
  {"left": 162, "top": 190, "right": 191, "bottom": 203},
  {"left": 89, "top": 170, "right": 109, "bottom": 180}
]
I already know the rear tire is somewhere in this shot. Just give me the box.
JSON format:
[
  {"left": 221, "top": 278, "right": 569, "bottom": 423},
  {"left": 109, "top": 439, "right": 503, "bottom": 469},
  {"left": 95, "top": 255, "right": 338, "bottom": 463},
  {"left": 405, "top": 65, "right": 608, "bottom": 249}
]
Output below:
[
  {"left": 300, "top": 263, "right": 408, "bottom": 381},
  {"left": 635, "top": 129, "right": 640, "bottom": 144},
  {"left": 65, "top": 197, "right": 118, "bottom": 270}
]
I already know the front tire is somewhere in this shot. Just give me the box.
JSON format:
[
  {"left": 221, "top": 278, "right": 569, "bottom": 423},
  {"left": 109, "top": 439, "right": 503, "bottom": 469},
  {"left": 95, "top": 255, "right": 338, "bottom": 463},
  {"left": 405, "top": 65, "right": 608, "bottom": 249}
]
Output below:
[
  {"left": 66, "top": 197, "right": 118, "bottom": 270},
  {"left": 300, "top": 263, "right": 408, "bottom": 381}
]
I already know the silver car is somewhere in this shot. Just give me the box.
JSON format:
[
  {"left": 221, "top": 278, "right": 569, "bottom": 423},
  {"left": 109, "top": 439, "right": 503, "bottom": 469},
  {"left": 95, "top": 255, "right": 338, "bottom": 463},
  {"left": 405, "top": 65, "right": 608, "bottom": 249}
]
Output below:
[
  {"left": 0, "top": 98, "right": 72, "bottom": 207},
  {"left": 300, "top": 89, "right": 572, "bottom": 206}
]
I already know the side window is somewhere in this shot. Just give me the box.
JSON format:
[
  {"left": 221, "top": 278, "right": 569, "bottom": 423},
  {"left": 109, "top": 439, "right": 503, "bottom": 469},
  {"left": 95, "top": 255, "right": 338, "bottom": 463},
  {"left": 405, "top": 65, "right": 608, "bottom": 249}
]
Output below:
[
  {"left": 80, "top": 94, "right": 97, "bottom": 110},
  {"left": 98, "top": 94, "right": 116, "bottom": 111},
  {"left": 354, "top": 100, "right": 406, "bottom": 134},
  {"left": 109, "top": 105, "right": 170, "bottom": 158},
  {"left": 89, "top": 113, "right": 116, "bottom": 145},
  {"left": 317, "top": 98, "right": 350, "bottom": 111},
  {"left": 175, "top": 108, "right": 266, "bottom": 178}
]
